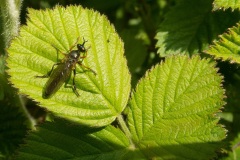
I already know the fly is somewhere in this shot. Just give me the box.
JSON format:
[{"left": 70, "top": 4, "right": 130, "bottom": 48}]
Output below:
[{"left": 36, "top": 37, "right": 96, "bottom": 99}]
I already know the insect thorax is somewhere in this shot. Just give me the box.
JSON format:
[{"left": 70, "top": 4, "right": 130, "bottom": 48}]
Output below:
[{"left": 69, "top": 50, "right": 80, "bottom": 60}]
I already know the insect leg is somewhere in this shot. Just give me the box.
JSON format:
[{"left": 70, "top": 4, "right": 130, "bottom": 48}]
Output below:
[
  {"left": 35, "top": 62, "right": 62, "bottom": 78},
  {"left": 81, "top": 45, "right": 91, "bottom": 58},
  {"left": 78, "top": 43, "right": 90, "bottom": 63},
  {"left": 51, "top": 37, "right": 82, "bottom": 60},
  {"left": 51, "top": 45, "right": 68, "bottom": 62},
  {"left": 59, "top": 37, "right": 82, "bottom": 56},
  {"left": 68, "top": 37, "right": 80, "bottom": 52},
  {"left": 72, "top": 68, "right": 80, "bottom": 97},
  {"left": 77, "top": 62, "right": 97, "bottom": 75}
]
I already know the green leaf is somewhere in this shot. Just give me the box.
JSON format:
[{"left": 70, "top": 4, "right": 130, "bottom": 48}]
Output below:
[
  {"left": 15, "top": 118, "right": 130, "bottom": 160},
  {"left": 222, "top": 133, "right": 240, "bottom": 160},
  {"left": 0, "top": 104, "right": 28, "bottom": 159},
  {"left": 213, "top": 0, "right": 240, "bottom": 11},
  {"left": 0, "top": 106, "right": 28, "bottom": 159},
  {"left": 206, "top": 23, "right": 240, "bottom": 63},
  {"left": 0, "top": 74, "right": 29, "bottom": 159},
  {"left": 6, "top": 6, "right": 131, "bottom": 127},
  {"left": 128, "top": 56, "right": 226, "bottom": 159},
  {"left": 155, "top": 0, "right": 240, "bottom": 57}
]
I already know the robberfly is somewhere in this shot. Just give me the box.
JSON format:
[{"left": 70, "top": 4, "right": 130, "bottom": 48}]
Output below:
[{"left": 36, "top": 37, "right": 96, "bottom": 99}]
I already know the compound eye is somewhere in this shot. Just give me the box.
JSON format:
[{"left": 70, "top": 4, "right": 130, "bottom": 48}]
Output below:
[{"left": 77, "top": 44, "right": 86, "bottom": 52}]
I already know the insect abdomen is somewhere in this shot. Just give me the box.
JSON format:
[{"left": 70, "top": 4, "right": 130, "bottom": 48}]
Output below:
[{"left": 43, "top": 63, "right": 72, "bottom": 99}]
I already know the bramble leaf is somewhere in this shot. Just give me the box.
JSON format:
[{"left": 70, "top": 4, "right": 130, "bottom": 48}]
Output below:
[
  {"left": 15, "top": 119, "right": 130, "bottom": 160},
  {"left": 206, "top": 23, "right": 240, "bottom": 63},
  {"left": 155, "top": 0, "right": 239, "bottom": 57},
  {"left": 0, "top": 74, "right": 29, "bottom": 159},
  {"left": 213, "top": 0, "right": 240, "bottom": 11},
  {"left": 7, "top": 5, "right": 131, "bottom": 127},
  {"left": 222, "top": 133, "right": 240, "bottom": 160},
  {"left": 128, "top": 56, "right": 226, "bottom": 159}
]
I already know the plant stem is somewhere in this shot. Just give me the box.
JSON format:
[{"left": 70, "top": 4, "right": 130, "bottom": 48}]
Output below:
[
  {"left": 0, "top": 0, "right": 22, "bottom": 55},
  {"left": 117, "top": 114, "right": 135, "bottom": 149}
]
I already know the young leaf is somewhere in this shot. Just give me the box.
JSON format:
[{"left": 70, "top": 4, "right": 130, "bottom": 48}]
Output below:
[
  {"left": 128, "top": 56, "right": 226, "bottom": 159},
  {"left": 155, "top": 0, "right": 239, "bottom": 57},
  {"left": 6, "top": 6, "right": 131, "bottom": 127},
  {"left": 206, "top": 23, "right": 240, "bottom": 63},
  {"left": 15, "top": 118, "right": 130, "bottom": 160},
  {"left": 213, "top": 0, "right": 240, "bottom": 11}
]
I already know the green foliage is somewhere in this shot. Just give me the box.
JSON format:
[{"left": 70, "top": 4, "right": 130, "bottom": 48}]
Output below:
[
  {"left": 2, "top": 0, "right": 240, "bottom": 159},
  {"left": 7, "top": 6, "right": 131, "bottom": 127},
  {"left": 10, "top": 55, "right": 225, "bottom": 160},
  {"left": 120, "top": 29, "right": 147, "bottom": 86},
  {"left": 213, "top": 0, "right": 240, "bottom": 10},
  {"left": 15, "top": 118, "right": 130, "bottom": 160},
  {"left": 0, "top": 74, "right": 29, "bottom": 159},
  {"left": 128, "top": 56, "right": 225, "bottom": 159},
  {"left": 222, "top": 133, "right": 240, "bottom": 160},
  {"left": 155, "top": 0, "right": 239, "bottom": 57},
  {"left": 206, "top": 23, "right": 240, "bottom": 63}
]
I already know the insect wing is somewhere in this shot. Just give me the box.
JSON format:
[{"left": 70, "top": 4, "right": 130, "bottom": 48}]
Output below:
[{"left": 43, "top": 62, "right": 72, "bottom": 98}]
